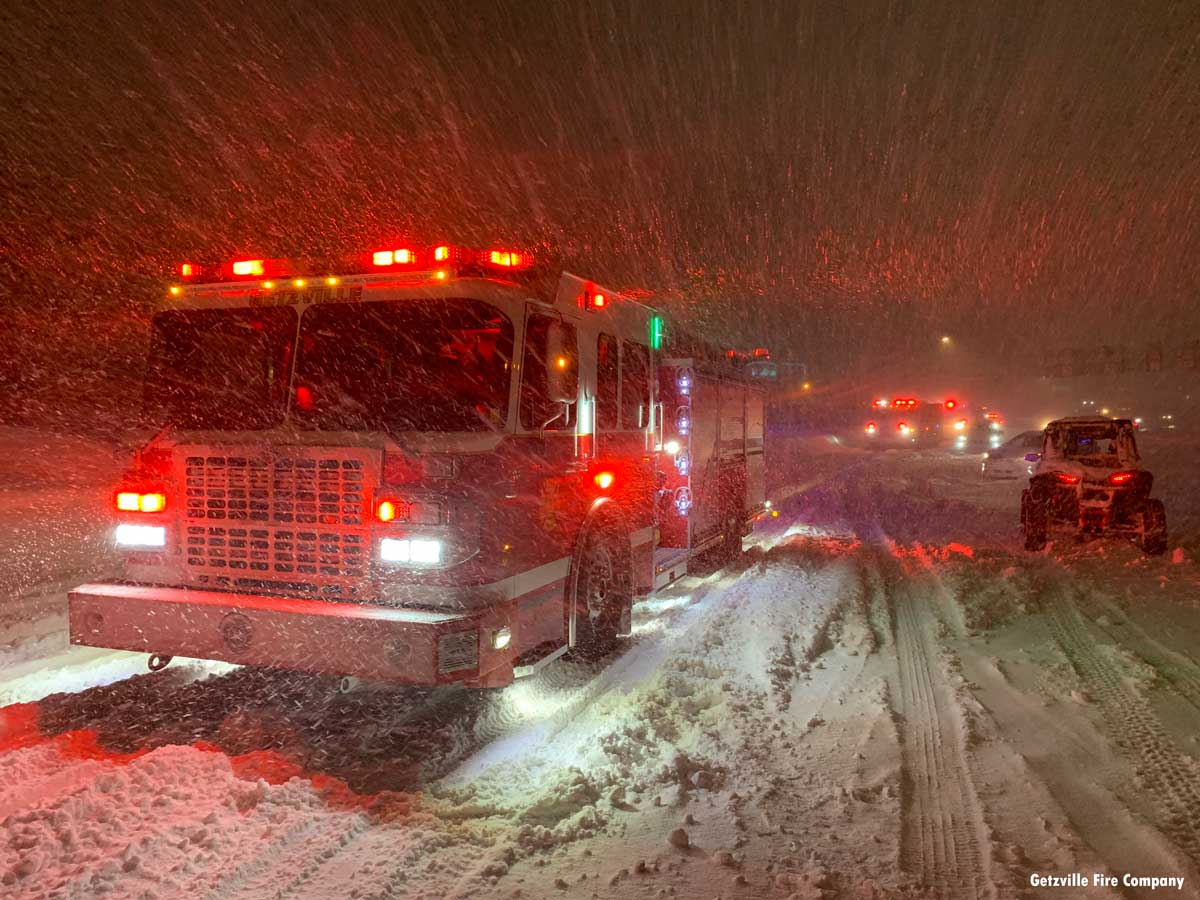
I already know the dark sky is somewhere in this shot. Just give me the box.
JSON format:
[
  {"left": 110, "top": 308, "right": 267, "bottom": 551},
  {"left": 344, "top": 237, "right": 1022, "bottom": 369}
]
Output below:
[{"left": 2, "top": 0, "right": 1199, "bottom": 389}]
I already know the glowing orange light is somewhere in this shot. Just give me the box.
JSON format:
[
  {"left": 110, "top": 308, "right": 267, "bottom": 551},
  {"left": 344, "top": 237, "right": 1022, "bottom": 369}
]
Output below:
[
  {"left": 944, "top": 399, "right": 957, "bottom": 410},
  {"left": 592, "top": 293, "right": 606, "bottom": 308},
  {"left": 556, "top": 356, "right": 568, "bottom": 369},
  {"left": 434, "top": 245, "right": 450, "bottom": 261},
  {"left": 1108, "top": 471, "right": 1136, "bottom": 485},
  {"left": 326, "top": 277, "right": 339, "bottom": 286},
  {"left": 435, "top": 270, "right": 448, "bottom": 281},
  {"left": 489, "top": 250, "right": 524, "bottom": 267},
  {"left": 262, "top": 281, "right": 274, "bottom": 289},
  {"left": 180, "top": 263, "right": 196, "bottom": 277},
  {"left": 168, "top": 286, "right": 181, "bottom": 296},
  {"left": 116, "top": 491, "right": 165, "bottom": 513},
  {"left": 395, "top": 248, "right": 413, "bottom": 264},
  {"left": 293, "top": 278, "right": 306, "bottom": 288},
  {"left": 377, "top": 500, "right": 397, "bottom": 522},
  {"left": 594, "top": 471, "right": 615, "bottom": 490},
  {"left": 373, "top": 250, "right": 394, "bottom": 266},
  {"left": 1056, "top": 473, "right": 1081, "bottom": 485},
  {"left": 232, "top": 259, "right": 264, "bottom": 276}
]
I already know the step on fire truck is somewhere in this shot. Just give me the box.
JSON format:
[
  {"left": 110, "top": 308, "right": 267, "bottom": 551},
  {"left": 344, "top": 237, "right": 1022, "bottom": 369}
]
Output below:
[{"left": 70, "top": 246, "right": 768, "bottom": 688}]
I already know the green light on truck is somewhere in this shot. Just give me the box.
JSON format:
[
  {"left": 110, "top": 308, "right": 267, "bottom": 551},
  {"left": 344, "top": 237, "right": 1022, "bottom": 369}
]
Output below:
[{"left": 650, "top": 316, "right": 664, "bottom": 350}]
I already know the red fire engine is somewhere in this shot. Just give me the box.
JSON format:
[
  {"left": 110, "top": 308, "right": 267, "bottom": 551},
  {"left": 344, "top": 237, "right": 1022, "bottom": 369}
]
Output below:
[{"left": 69, "top": 245, "right": 767, "bottom": 688}]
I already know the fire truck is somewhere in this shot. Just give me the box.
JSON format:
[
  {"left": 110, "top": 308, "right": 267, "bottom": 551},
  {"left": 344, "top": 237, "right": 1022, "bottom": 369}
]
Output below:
[{"left": 69, "top": 246, "right": 767, "bottom": 688}]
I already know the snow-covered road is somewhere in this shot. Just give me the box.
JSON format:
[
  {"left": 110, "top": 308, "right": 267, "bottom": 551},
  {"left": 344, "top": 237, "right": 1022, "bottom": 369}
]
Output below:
[{"left": 3, "top": 432, "right": 1200, "bottom": 899}]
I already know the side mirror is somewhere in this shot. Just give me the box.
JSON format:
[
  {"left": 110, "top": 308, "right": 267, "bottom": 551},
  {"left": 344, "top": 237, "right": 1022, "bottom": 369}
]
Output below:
[
  {"left": 1024, "top": 452, "right": 1040, "bottom": 462},
  {"left": 545, "top": 322, "right": 578, "bottom": 404}
]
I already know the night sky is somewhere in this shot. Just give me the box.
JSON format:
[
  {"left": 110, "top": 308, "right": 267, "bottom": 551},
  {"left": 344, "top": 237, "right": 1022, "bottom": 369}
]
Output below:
[{"left": 2, "top": 0, "right": 1198, "bottom": 416}]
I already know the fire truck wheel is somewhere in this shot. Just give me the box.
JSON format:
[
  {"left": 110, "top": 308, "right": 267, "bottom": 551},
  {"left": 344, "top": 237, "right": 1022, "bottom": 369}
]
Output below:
[{"left": 572, "top": 527, "right": 629, "bottom": 659}]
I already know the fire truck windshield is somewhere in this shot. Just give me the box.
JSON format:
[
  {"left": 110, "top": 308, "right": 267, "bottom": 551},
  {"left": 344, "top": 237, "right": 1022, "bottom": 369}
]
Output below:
[
  {"left": 292, "top": 298, "right": 513, "bottom": 433},
  {"left": 145, "top": 298, "right": 514, "bottom": 433},
  {"left": 145, "top": 306, "right": 297, "bottom": 431}
]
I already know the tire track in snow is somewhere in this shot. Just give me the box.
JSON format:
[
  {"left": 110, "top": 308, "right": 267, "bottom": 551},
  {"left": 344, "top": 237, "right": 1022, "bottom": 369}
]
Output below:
[
  {"left": 199, "top": 813, "right": 371, "bottom": 900},
  {"left": 890, "top": 573, "right": 994, "bottom": 899},
  {"left": 1067, "top": 586, "right": 1200, "bottom": 714},
  {"left": 1045, "top": 586, "right": 1200, "bottom": 862}
]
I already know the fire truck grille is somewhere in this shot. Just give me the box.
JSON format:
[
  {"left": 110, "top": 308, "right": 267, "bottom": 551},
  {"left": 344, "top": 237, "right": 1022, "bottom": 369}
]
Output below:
[
  {"left": 183, "top": 455, "right": 365, "bottom": 526},
  {"left": 185, "top": 526, "right": 367, "bottom": 578},
  {"left": 180, "top": 452, "right": 374, "bottom": 589}
]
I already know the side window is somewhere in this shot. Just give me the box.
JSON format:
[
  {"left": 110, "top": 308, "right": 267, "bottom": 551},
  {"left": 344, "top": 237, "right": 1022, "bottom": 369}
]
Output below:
[
  {"left": 520, "top": 313, "right": 576, "bottom": 430},
  {"left": 597, "top": 334, "right": 619, "bottom": 430},
  {"left": 621, "top": 340, "right": 650, "bottom": 429}
]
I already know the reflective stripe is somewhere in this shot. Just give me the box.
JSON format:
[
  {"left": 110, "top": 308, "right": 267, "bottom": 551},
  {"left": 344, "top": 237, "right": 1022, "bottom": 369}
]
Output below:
[{"left": 511, "top": 557, "right": 571, "bottom": 597}]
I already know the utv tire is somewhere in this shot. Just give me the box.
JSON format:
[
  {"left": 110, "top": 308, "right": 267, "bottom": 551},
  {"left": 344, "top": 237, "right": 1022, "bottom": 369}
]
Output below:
[
  {"left": 1021, "top": 490, "right": 1048, "bottom": 552},
  {"left": 1139, "top": 498, "right": 1168, "bottom": 556},
  {"left": 571, "top": 526, "right": 630, "bottom": 660}
]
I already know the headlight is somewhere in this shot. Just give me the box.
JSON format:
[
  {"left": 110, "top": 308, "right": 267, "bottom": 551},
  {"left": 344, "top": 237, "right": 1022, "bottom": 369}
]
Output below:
[
  {"left": 380, "top": 537, "right": 443, "bottom": 565},
  {"left": 115, "top": 524, "right": 166, "bottom": 547},
  {"left": 491, "top": 626, "right": 512, "bottom": 650}
]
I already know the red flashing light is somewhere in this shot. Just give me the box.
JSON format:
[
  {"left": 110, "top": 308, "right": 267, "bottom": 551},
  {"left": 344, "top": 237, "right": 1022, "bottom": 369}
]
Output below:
[
  {"left": 594, "top": 471, "right": 615, "bottom": 490},
  {"left": 487, "top": 249, "right": 529, "bottom": 268},
  {"left": 373, "top": 248, "right": 415, "bottom": 267},
  {"left": 232, "top": 259, "right": 264, "bottom": 276},
  {"left": 116, "top": 491, "right": 166, "bottom": 513},
  {"left": 873, "top": 398, "right": 889, "bottom": 408},
  {"left": 1055, "top": 473, "right": 1081, "bottom": 485},
  {"left": 295, "top": 385, "right": 315, "bottom": 410},
  {"left": 752, "top": 347, "right": 770, "bottom": 358},
  {"left": 944, "top": 399, "right": 957, "bottom": 410},
  {"left": 433, "top": 245, "right": 452, "bottom": 262},
  {"left": 1108, "top": 471, "right": 1136, "bottom": 485},
  {"left": 180, "top": 263, "right": 197, "bottom": 278},
  {"left": 985, "top": 412, "right": 1001, "bottom": 421},
  {"left": 582, "top": 289, "right": 608, "bottom": 311}
]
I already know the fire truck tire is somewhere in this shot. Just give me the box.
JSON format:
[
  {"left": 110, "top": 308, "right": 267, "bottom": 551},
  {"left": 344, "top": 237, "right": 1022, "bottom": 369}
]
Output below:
[
  {"left": 1139, "top": 498, "right": 1167, "bottom": 556},
  {"left": 571, "top": 525, "right": 630, "bottom": 660}
]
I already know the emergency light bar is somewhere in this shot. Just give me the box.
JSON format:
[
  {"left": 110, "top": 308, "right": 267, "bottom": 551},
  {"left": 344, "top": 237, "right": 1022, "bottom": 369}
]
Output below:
[{"left": 172, "top": 244, "right": 538, "bottom": 289}]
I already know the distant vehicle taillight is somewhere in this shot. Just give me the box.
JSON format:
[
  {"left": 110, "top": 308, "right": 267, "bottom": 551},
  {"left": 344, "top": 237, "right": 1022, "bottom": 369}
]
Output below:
[
  {"left": 1108, "top": 471, "right": 1136, "bottom": 485},
  {"left": 1055, "top": 473, "right": 1081, "bottom": 485},
  {"left": 865, "top": 422, "right": 877, "bottom": 434}
]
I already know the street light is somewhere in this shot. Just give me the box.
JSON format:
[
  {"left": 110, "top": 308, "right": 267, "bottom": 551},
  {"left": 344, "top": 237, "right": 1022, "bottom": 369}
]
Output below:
[{"left": 940, "top": 335, "right": 952, "bottom": 345}]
